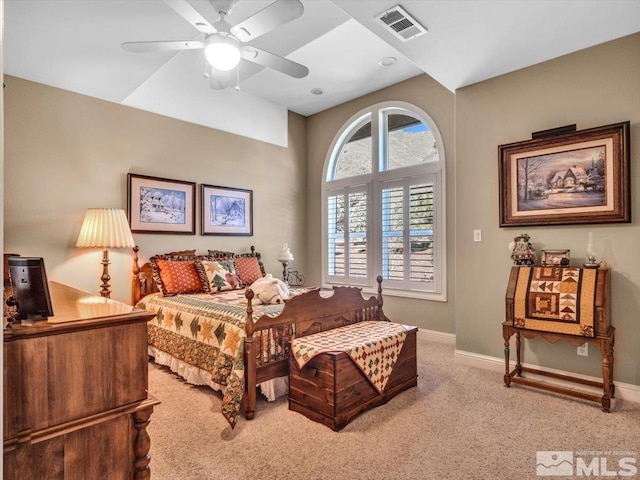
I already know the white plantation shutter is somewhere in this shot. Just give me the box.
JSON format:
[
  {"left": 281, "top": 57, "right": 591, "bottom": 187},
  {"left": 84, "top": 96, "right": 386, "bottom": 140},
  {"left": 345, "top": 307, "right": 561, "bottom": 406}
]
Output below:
[
  {"left": 381, "top": 185, "right": 404, "bottom": 281},
  {"left": 409, "top": 182, "right": 434, "bottom": 284},
  {"left": 326, "top": 187, "right": 369, "bottom": 283},
  {"left": 348, "top": 191, "right": 368, "bottom": 277},
  {"left": 381, "top": 178, "right": 435, "bottom": 289},
  {"left": 327, "top": 193, "right": 345, "bottom": 276},
  {"left": 323, "top": 102, "right": 446, "bottom": 300}
]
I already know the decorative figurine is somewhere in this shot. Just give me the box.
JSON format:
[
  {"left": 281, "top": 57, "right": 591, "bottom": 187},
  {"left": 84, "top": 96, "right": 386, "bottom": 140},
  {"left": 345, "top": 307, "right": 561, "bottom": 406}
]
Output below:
[{"left": 509, "top": 233, "right": 536, "bottom": 265}]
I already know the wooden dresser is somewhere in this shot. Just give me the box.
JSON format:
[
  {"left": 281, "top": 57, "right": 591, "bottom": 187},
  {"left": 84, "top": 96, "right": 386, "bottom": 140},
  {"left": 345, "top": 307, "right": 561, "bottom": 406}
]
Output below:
[{"left": 3, "top": 282, "right": 159, "bottom": 480}]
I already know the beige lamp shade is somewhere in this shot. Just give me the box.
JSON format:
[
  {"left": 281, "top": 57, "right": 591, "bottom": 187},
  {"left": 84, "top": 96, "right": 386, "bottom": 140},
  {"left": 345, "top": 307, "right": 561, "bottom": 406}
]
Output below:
[
  {"left": 76, "top": 208, "right": 135, "bottom": 249},
  {"left": 76, "top": 208, "right": 135, "bottom": 298}
]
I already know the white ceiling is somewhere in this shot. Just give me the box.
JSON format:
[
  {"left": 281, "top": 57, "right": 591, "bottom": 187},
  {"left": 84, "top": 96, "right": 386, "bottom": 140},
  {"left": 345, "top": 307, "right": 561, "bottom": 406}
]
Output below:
[{"left": 4, "top": 0, "right": 640, "bottom": 146}]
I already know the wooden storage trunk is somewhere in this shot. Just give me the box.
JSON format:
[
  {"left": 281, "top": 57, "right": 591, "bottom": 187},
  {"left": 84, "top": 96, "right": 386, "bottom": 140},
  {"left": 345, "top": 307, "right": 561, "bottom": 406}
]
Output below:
[{"left": 288, "top": 326, "right": 417, "bottom": 431}]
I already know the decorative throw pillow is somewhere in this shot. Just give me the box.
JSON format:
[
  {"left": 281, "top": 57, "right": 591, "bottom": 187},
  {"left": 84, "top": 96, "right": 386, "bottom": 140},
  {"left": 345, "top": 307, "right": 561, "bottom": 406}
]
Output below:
[
  {"left": 150, "top": 259, "right": 207, "bottom": 295},
  {"left": 201, "top": 260, "right": 240, "bottom": 292},
  {"left": 218, "top": 259, "right": 238, "bottom": 275},
  {"left": 233, "top": 256, "right": 264, "bottom": 286}
]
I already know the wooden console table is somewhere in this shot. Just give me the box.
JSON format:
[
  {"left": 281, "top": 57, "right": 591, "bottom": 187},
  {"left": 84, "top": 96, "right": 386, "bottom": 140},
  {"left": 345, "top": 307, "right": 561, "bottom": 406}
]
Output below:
[
  {"left": 3, "top": 282, "right": 160, "bottom": 479},
  {"left": 503, "top": 266, "right": 614, "bottom": 412}
]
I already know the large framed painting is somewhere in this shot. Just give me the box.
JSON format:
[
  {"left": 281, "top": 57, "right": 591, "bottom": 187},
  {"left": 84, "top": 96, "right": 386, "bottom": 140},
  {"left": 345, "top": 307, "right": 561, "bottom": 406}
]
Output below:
[
  {"left": 201, "top": 184, "right": 253, "bottom": 236},
  {"left": 127, "top": 173, "right": 196, "bottom": 234},
  {"left": 498, "top": 122, "right": 630, "bottom": 227}
]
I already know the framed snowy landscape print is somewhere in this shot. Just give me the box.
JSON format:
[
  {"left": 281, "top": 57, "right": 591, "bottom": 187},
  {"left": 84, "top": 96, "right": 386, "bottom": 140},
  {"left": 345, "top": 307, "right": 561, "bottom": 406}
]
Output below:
[
  {"left": 498, "top": 121, "right": 630, "bottom": 227},
  {"left": 127, "top": 173, "right": 196, "bottom": 234},
  {"left": 201, "top": 184, "right": 253, "bottom": 236}
]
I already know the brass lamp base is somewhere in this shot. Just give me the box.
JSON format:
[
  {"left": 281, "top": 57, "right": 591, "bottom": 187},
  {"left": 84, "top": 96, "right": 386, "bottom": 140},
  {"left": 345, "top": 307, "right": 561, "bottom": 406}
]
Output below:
[{"left": 99, "top": 248, "right": 112, "bottom": 298}]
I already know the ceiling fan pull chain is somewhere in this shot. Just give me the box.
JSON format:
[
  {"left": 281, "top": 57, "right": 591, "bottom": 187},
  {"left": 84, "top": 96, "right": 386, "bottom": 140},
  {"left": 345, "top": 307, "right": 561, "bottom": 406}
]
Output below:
[
  {"left": 235, "top": 63, "right": 240, "bottom": 91},
  {"left": 203, "top": 58, "right": 211, "bottom": 78}
]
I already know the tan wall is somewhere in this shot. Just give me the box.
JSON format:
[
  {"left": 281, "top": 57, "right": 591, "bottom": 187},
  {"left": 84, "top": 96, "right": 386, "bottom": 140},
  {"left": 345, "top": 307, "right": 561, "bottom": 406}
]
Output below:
[
  {"left": 3, "top": 76, "right": 307, "bottom": 303},
  {"left": 306, "top": 33, "right": 640, "bottom": 387},
  {"left": 306, "top": 74, "right": 457, "bottom": 333},
  {"left": 4, "top": 32, "right": 639, "bottom": 388},
  {"left": 455, "top": 33, "right": 640, "bottom": 385}
]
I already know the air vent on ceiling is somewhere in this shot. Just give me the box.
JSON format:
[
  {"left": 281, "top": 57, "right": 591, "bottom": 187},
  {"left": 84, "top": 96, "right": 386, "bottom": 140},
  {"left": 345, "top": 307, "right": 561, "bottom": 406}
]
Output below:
[{"left": 375, "top": 4, "right": 427, "bottom": 42}]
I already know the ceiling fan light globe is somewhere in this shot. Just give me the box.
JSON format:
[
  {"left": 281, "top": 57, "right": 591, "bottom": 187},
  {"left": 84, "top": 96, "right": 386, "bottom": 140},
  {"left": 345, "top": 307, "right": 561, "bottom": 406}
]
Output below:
[{"left": 204, "top": 37, "right": 241, "bottom": 71}]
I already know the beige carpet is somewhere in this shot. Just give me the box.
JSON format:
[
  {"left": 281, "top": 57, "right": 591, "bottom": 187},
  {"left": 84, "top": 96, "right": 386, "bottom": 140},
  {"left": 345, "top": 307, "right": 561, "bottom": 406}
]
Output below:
[{"left": 147, "top": 332, "right": 640, "bottom": 480}]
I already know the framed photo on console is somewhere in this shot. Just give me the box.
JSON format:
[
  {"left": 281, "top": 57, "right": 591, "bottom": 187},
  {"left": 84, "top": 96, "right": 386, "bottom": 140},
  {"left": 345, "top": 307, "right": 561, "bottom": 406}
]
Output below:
[
  {"left": 541, "top": 249, "right": 570, "bottom": 267},
  {"left": 201, "top": 184, "right": 253, "bottom": 236},
  {"left": 498, "top": 122, "right": 630, "bottom": 227},
  {"left": 128, "top": 173, "right": 196, "bottom": 234}
]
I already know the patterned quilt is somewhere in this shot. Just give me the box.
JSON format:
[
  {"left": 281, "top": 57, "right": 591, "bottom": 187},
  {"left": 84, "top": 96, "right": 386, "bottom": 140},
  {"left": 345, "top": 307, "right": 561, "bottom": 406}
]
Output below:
[
  {"left": 292, "top": 321, "right": 410, "bottom": 393},
  {"left": 136, "top": 288, "right": 309, "bottom": 427},
  {"left": 513, "top": 266, "right": 597, "bottom": 337}
]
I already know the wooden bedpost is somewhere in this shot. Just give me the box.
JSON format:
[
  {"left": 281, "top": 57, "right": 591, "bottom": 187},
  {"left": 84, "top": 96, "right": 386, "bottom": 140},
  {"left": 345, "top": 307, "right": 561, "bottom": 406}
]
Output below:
[
  {"left": 243, "top": 288, "right": 257, "bottom": 420},
  {"left": 132, "top": 246, "right": 141, "bottom": 305},
  {"left": 376, "top": 276, "right": 385, "bottom": 321}
]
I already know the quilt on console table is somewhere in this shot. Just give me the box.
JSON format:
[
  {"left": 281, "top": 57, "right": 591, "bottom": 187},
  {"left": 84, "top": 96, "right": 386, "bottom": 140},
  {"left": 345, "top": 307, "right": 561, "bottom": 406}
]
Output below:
[
  {"left": 292, "top": 321, "right": 411, "bottom": 393},
  {"left": 513, "top": 266, "right": 597, "bottom": 337},
  {"left": 137, "top": 287, "right": 309, "bottom": 427}
]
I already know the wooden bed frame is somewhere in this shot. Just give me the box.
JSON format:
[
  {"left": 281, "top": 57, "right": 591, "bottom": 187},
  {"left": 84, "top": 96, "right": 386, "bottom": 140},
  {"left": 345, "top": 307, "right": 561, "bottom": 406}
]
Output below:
[{"left": 131, "top": 246, "right": 387, "bottom": 420}]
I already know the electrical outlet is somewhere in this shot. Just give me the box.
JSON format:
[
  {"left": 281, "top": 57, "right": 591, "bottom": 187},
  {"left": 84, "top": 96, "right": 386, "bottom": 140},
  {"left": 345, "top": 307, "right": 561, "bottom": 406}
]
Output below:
[
  {"left": 473, "top": 229, "right": 482, "bottom": 242},
  {"left": 577, "top": 343, "right": 588, "bottom": 356}
]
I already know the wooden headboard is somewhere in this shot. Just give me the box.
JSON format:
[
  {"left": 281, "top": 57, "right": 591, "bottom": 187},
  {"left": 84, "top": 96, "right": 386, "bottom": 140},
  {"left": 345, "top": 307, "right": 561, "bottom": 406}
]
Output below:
[{"left": 131, "top": 245, "right": 266, "bottom": 305}]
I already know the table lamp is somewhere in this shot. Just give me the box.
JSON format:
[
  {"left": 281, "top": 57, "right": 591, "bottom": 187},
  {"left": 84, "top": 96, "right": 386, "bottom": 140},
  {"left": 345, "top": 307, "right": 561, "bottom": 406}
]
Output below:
[
  {"left": 276, "top": 243, "right": 294, "bottom": 285},
  {"left": 76, "top": 208, "right": 136, "bottom": 298}
]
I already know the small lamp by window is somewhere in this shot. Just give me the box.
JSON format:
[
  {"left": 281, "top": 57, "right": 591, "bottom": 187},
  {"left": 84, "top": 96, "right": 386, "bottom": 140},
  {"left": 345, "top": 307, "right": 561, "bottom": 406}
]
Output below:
[
  {"left": 76, "top": 208, "right": 136, "bottom": 298},
  {"left": 276, "top": 243, "right": 294, "bottom": 285}
]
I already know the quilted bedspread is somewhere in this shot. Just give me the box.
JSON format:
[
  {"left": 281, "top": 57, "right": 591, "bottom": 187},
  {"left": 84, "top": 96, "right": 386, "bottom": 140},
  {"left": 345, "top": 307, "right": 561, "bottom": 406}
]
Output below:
[{"left": 136, "top": 288, "right": 308, "bottom": 427}]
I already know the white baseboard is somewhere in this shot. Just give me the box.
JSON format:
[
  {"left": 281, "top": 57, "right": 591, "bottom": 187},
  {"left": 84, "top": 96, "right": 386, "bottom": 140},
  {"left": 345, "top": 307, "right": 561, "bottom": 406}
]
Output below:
[{"left": 454, "top": 349, "right": 640, "bottom": 404}]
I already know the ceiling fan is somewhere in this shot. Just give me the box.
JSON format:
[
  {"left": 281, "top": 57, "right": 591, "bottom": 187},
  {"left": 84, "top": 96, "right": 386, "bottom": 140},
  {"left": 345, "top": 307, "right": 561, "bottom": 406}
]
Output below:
[{"left": 122, "top": 0, "right": 309, "bottom": 90}]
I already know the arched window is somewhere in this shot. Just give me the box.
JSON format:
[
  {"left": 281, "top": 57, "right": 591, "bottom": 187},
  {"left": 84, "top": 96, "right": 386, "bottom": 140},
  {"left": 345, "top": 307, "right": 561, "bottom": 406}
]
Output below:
[{"left": 322, "top": 102, "right": 446, "bottom": 300}]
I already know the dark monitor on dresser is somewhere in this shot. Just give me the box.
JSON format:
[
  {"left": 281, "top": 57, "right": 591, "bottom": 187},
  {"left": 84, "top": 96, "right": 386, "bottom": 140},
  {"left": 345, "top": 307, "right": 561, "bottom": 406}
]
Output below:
[{"left": 8, "top": 257, "right": 54, "bottom": 322}]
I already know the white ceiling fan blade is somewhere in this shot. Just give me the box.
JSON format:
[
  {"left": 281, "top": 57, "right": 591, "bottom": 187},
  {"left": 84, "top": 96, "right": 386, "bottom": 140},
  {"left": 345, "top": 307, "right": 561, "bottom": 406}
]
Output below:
[
  {"left": 122, "top": 40, "right": 205, "bottom": 53},
  {"left": 165, "top": 0, "right": 216, "bottom": 34},
  {"left": 231, "top": 0, "right": 303, "bottom": 42},
  {"left": 241, "top": 46, "right": 308, "bottom": 78}
]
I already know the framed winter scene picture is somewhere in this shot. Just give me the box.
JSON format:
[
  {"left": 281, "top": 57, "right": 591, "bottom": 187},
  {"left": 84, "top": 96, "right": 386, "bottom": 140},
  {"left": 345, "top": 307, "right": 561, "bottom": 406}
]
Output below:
[
  {"left": 498, "top": 121, "right": 630, "bottom": 227},
  {"left": 201, "top": 184, "right": 253, "bottom": 236},
  {"left": 127, "top": 173, "right": 196, "bottom": 234}
]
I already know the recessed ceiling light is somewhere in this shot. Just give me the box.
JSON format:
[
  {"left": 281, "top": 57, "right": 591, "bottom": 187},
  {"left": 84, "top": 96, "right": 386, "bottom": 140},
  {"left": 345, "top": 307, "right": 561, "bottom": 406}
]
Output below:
[
  {"left": 311, "top": 88, "right": 324, "bottom": 95},
  {"left": 379, "top": 57, "right": 397, "bottom": 67}
]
